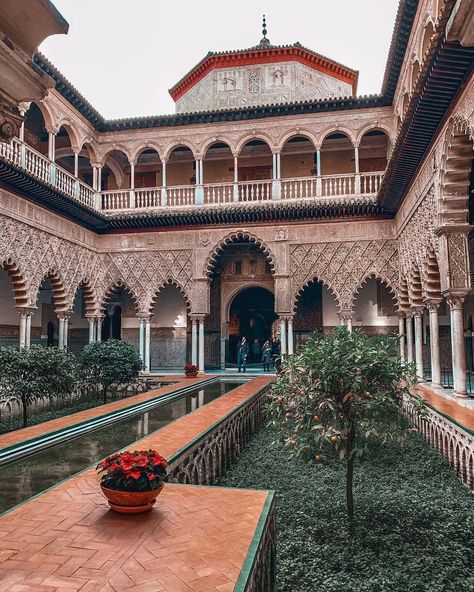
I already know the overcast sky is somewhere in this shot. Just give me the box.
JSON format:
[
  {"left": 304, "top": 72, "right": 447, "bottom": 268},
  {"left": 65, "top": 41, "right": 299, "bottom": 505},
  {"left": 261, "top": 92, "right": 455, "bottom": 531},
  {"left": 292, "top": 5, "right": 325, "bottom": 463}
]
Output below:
[{"left": 39, "top": 0, "right": 400, "bottom": 120}]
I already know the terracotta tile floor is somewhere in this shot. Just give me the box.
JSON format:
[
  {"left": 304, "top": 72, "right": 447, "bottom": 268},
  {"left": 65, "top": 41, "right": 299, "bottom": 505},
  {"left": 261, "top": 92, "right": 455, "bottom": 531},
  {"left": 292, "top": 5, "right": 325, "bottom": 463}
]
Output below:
[
  {"left": 0, "top": 376, "right": 273, "bottom": 591},
  {"left": 0, "top": 376, "right": 210, "bottom": 451},
  {"left": 416, "top": 384, "right": 474, "bottom": 432}
]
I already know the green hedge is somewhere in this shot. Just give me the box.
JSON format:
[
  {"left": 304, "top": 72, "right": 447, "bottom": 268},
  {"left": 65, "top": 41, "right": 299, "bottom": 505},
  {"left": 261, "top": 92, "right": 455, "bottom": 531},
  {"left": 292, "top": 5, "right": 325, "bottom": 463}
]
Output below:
[{"left": 220, "top": 425, "right": 474, "bottom": 592}]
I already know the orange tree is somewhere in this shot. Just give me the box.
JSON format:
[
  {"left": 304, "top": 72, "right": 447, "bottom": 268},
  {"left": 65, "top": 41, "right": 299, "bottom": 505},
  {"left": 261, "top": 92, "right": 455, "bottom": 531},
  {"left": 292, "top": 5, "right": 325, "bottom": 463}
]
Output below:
[{"left": 268, "top": 326, "right": 423, "bottom": 519}]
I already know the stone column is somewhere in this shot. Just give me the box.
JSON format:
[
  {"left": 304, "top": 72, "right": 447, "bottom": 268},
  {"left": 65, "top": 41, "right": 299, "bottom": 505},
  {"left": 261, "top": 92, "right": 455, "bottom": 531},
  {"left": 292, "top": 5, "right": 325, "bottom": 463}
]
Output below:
[
  {"left": 19, "top": 311, "right": 27, "bottom": 348},
  {"left": 426, "top": 300, "right": 442, "bottom": 388},
  {"left": 412, "top": 307, "right": 424, "bottom": 379},
  {"left": 138, "top": 317, "right": 145, "bottom": 364},
  {"left": 74, "top": 150, "right": 79, "bottom": 178},
  {"left": 195, "top": 158, "right": 204, "bottom": 204},
  {"left": 96, "top": 316, "right": 103, "bottom": 342},
  {"left": 48, "top": 131, "right": 56, "bottom": 162},
  {"left": 315, "top": 147, "right": 322, "bottom": 196},
  {"left": 272, "top": 152, "right": 281, "bottom": 199},
  {"left": 18, "top": 308, "right": 34, "bottom": 348},
  {"left": 63, "top": 316, "right": 69, "bottom": 349},
  {"left": 406, "top": 313, "right": 414, "bottom": 363},
  {"left": 447, "top": 296, "right": 467, "bottom": 397},
  {"left": 233, "top": 154, "right": 239, "bottom": 202},
  {"left": 58, "top": 315, "right": 66, "bottom": 349},
  {"left": 287, "top": 316, "right": 294, "bottom": 355},
  {"left": 88, "top": 317, "right": 95, "bottom": 343},
  {"left": 25, "top": 312, "right": 32, "bottom": 347},
  {"left": 198, "top": 316, "right": 205, "bottom": 373},
  {"left": 129, "top": 162, "right": 136, "bottom": 208},
  {"left": 398, "top": 313, "right": 406, "bottom": 361},
  {"left": 280, "top": 318, "right": 287, "bottom": 356},
  {"left": 144, "top": 317, "right": 151, "bottom": 373},
  {"left": 161, "top": 159, "right": 167, "bottom": 205},
  {"left": 354, "top": 143, "right": 360, "bottom": 193},
  {"left": 191, "top": 317, "right": 198, "bottom": 365}
]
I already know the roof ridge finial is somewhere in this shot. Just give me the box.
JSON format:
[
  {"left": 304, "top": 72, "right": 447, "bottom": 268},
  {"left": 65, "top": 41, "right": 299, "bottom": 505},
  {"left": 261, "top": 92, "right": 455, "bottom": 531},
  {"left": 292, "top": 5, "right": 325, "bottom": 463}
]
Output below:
[{"left": 259, "top": 14, "right": 270, "bottom": 47}]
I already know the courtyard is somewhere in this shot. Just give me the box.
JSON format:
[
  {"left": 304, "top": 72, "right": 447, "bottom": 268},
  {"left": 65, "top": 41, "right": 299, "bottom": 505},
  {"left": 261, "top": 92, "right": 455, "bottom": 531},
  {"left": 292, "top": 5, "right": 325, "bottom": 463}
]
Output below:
[{"left": 0, "top": 0, "right": 473, "bottom": 589}]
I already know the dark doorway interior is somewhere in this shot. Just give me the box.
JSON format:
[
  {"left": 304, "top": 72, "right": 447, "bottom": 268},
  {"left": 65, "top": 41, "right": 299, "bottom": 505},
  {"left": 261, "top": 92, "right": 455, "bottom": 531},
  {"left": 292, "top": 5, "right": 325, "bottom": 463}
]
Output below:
[{"left": 228, "top": 287, "right": 277, "bottom": 364}]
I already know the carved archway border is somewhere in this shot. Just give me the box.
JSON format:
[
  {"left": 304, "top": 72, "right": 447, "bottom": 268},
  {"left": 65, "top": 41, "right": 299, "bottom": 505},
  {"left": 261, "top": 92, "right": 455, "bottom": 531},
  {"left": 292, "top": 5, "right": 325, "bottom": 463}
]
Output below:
[
  {"left": 146, "top": 279, "right": 192, "bottom": 316},
  {"left": 292, "top": 276, "right": 342, "bottom": 313},
  {"left": 0, "top": 257, "right": 29, "bottom": 308},
  {"left": 204, "top": 230, "right": 279, "bottom": 277}
]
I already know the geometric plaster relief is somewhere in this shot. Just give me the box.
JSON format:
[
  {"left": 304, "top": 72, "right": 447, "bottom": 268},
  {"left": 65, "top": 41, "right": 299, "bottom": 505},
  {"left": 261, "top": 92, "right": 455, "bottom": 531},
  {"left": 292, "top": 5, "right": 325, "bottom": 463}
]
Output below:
[
  {"left": 0, "top": 215, "right": 102, "bottom": 312},
  {"left": 290, "top": 239, "right": 399, "bottom": 311},
  {"left": 447, "top": 233, "right": 470, "bottom": 290},
  {"left": 398, "top": 186, "right": 438, "bottom": 280},
  {"left": 100, "top": 250, "right": 194, "bottom": 312}
]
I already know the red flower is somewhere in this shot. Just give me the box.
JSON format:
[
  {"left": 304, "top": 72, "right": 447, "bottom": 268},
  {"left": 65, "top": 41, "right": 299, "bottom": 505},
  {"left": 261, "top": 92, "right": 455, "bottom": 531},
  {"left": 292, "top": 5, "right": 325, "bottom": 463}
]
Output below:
[{"left": 126, "top": 470, "right": 141, "bottom": 480}]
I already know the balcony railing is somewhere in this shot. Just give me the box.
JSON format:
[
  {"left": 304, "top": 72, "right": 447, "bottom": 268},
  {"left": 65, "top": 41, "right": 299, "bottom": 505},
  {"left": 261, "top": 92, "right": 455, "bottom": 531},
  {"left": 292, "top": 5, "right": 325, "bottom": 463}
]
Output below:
[{"left": 0, "top": 138, "right": 384, "bottom": 214}]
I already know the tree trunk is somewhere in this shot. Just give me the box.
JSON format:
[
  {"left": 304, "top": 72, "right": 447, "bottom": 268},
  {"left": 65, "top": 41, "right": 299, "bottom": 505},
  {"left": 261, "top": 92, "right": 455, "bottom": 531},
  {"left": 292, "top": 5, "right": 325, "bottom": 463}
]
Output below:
[
  {"left": 103, "top": 386, "right": 107, "bottom": 404},
  {"left": 22, "top": 398, "right": 28, "bottom": 428},
  {"left": 346, "top": 453, "right": 354, "bottom": 519},
  {"left": 346, "top": 419, "right": 356, "bottom": 520}
]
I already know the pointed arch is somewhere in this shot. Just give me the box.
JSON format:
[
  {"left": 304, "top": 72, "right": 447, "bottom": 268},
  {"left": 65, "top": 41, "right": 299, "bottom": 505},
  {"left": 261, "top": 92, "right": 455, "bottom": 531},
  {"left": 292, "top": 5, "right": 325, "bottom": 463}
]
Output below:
[
  {"left": 0, "top": 258, "right": 28, "bottom": 308},
  {"left": 146, "top": 279, "right": 192, "bottom": 316},
  {"left": 100, "top": 280, "right": 141, "bottom": 314},
  {"left": 69, "top": 279, "right": 99, "bottom": 316},
  {"left": 351, "top": 273, "right": 399, "bottom": 311},
  {"left": 423, "top": 248, "right": 442, "bottom": 301},
  {"left": 293, "top": 276, "right": 341, "bottom": 313},
  {"left": 204, "top": 231, "right": 278, "bottom": 277},
  {"left": 439, "top": 115, "right": 474, "bottom": 227},
  {"left": 35, "top": 270, "right": 68, "bottom": 313},
  {"left": 409, "top": 266, "right": 424, "bottom": 307},
  {"left": 399, "top": 276, "right": 410, "bottom": 312}
]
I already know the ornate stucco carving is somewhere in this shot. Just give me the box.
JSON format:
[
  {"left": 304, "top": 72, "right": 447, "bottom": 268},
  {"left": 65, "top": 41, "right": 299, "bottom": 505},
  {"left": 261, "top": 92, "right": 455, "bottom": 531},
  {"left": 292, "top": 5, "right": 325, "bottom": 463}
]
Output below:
[{"left": 290, "top": 240, "right": 399, "bottom": 311}]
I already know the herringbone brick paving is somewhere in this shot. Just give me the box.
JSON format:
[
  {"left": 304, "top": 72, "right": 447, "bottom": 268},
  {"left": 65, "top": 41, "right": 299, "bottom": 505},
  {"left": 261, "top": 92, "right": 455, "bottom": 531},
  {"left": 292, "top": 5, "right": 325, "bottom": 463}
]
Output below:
[
  {"left": 0, "top": 376, "right": 208, "bottom": 451},
  {"left": 0, "top": 376, "right": 272, "bottom": 591}
]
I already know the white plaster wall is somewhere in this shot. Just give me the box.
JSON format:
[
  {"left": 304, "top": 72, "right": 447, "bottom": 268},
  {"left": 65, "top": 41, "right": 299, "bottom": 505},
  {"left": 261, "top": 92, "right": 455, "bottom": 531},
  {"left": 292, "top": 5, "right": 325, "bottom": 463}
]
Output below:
[
  {"left": 152, "top": 285, "right": 187, "bottom": 328},
  {"left": 322, "top": 285, "right": 339, "bottom": 326},
  {"left": 353, "top": 279, "right": 398, "bottom": 327}
]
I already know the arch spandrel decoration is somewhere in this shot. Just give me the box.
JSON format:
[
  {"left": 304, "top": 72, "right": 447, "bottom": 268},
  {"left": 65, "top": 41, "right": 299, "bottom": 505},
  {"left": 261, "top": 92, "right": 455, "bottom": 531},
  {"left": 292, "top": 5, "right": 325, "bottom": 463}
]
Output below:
[
  {"left": 101, "top": 249, "right": 194, "bottom": 314},
  {"left": 290, "top": 240, "right": 399, "bottom": 312}
]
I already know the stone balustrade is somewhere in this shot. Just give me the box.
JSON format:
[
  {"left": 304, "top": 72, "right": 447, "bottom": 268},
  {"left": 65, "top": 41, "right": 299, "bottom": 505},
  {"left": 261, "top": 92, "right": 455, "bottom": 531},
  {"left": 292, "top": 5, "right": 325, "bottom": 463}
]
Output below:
[{"left": 0, "top": 137, "right": 384, "bottom": 213}]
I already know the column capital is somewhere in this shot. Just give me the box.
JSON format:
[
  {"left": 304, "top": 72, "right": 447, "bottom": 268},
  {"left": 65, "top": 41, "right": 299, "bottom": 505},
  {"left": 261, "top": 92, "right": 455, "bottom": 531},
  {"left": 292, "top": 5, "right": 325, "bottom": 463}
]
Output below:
[
  {"left": 16, "top": 306, "right": 36, "bottom": 317},
  {"left": 424, "top": 298, "right": 442, "bottom": 312},
  {"left": 410, "top": 305, "right": 425, "bottom": 317},
  {"left": 57, "top": 311, "right": 72, "bottom": 321}
]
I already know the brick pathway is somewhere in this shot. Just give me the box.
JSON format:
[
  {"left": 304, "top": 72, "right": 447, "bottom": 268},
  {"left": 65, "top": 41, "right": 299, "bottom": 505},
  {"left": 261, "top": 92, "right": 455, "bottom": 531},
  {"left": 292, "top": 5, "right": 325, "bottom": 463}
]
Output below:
[
  {"left": 0, "top": 376, "right": 209, "bottom": 451},
  {"left": 0, "top": 376, "right": 273, "bottom": 591},
  {"left": 416, "top": 384, "right": 474, "bottom": 432}
]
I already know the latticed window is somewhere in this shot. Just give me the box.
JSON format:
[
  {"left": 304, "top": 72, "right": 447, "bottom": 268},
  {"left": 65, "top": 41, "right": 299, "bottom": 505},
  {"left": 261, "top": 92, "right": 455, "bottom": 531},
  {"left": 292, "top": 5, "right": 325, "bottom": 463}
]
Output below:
[
  {"left": 234, "top": 261, "right": 242, "bottom": 275},
  {"left": 248, "top": 69, "right": 261, "bottom": 93}
]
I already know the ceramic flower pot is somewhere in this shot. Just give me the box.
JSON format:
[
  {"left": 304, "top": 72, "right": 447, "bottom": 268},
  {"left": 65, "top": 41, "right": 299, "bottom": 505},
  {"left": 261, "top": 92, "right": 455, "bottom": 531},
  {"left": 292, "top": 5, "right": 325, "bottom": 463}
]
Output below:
[
  {"left": 185, "top": 371, "right": 198, "bottom": 378},
  {"left": 100, "top": 484, "right": 164, "bottom": 514}
]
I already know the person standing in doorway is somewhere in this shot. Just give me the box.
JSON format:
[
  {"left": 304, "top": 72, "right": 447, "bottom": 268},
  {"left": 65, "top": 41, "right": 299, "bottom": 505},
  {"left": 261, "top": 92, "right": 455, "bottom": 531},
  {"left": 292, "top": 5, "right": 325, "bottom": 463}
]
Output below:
[
  {"left": 237, "top": 336, "right": 249, "bottom": 372},
  {"left": 262, "top": 339, "right": 272, "bottom": 372}
]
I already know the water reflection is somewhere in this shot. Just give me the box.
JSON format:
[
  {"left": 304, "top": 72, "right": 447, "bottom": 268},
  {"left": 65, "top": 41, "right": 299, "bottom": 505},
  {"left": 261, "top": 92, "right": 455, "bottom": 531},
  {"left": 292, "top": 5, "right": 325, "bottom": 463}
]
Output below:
[{"left": 0, "top": 381, "right": 237, "bottom": 513}]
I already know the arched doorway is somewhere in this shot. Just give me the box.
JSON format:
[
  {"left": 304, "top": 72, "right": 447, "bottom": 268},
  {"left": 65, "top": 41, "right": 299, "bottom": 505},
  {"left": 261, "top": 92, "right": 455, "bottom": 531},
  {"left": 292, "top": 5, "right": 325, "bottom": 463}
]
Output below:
[{"left": 228, "top": 287, "right": 277, "bottom": 366}]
